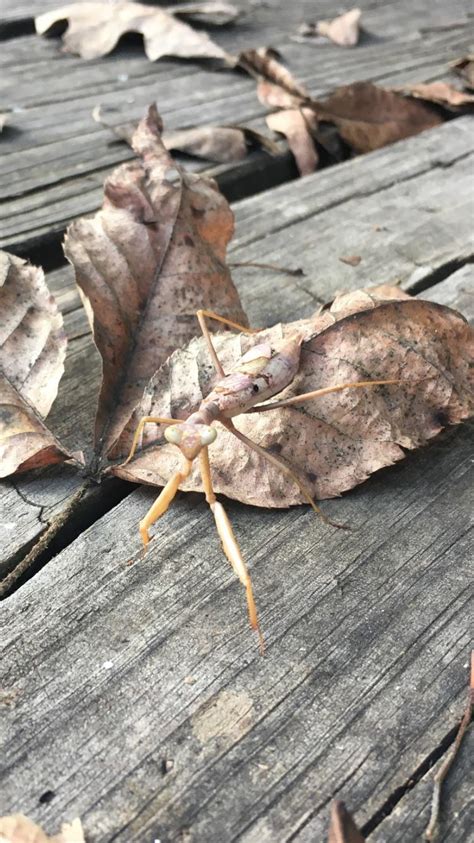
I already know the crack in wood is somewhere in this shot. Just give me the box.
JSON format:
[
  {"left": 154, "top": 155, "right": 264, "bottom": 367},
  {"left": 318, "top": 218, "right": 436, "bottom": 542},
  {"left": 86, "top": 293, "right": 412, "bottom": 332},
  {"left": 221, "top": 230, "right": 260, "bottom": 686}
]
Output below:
[{"left": 362, "top": 720, "right": 467, "bottom": 835}]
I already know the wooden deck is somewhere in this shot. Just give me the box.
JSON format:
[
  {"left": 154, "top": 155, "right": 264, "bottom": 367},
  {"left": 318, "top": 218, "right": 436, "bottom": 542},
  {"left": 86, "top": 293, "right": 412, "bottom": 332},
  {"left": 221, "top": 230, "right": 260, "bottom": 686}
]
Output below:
[{"left": 1, "top": 1, "right": 473, "bottom": 841}]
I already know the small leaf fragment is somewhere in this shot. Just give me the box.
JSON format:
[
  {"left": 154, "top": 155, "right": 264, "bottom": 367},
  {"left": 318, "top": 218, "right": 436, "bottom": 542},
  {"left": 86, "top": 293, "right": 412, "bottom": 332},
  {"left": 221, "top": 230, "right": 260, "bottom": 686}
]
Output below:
[
  {"left": 450, "top": 54, "right": 474, "bottom": 90},
  {"left": 0, "top": 251, "right": 71, "bottom": 478},
  {"left": 239, "top": 47, "right": 310, "bottom": 102},
  {"left": 0, "top": 814, "right": 85, "bottom": 843},
  {"left": 35, "top": 1, "right": 233, "bottom": 64},
  {"left": 316, "top": 8, "right": 362, "bottom": 47},
  {"left": 339, "top": 255, "right": 362, "bottom": 266}
]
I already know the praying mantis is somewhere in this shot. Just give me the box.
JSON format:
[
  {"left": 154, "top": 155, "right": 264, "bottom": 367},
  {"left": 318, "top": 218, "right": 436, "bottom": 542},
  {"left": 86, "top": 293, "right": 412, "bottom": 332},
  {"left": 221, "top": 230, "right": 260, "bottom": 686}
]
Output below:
[{"left": 123, "top": 310, "right": 398, "bottom": 654}]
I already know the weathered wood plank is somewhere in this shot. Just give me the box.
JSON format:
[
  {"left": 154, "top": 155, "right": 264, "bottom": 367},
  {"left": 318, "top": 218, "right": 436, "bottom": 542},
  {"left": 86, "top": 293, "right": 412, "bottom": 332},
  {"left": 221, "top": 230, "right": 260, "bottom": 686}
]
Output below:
[{"left": 0, "top": 270, "right": 472, "bottom": 840}]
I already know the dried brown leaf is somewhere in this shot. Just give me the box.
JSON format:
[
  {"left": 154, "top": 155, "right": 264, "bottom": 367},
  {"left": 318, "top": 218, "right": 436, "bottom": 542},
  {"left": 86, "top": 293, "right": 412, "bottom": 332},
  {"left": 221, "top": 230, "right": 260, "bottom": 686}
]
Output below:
[
  {"left": 114, "top": 287, "right": 474, "bottom": 506},
  {"left": 328, "top": 801, "right": 364, "bottom": 843},
  {"left": 93, "top": 107, "right": 280, "bottom": 162},
  {"left": 64, "top": 105, "right": 247, "bottom": 462},
  {"left": 163, "top": 124, "right": 280, "bottom": 163},
  {"left": 450, "top": 54, "right": 474, "bottom": 89},
  {"left": 35, "top": 1, "right": 233, "bottom": 64},
  {"left": 0, "top": 814, "right": 84, "bottom": 843},
  {"left": 313, "top": 82, "right": 443, "bottom": 153},
  {"left": 339, "top": 254, "right": 362, "bottom": 266},
  {"left": 393, "top": 80, "right": 474, "bottom": 108},
  {"left": 266, "top": 108, "right": 319, "bottom": 175},
  {"left": 239, "top": 47, "right": 310, "bottom": 101},
  {"left": 317, "top": 8, "right": 362, "bottom": 47},
  {"left": 0, "top": 251, "right": 71, "bottom": 478}
]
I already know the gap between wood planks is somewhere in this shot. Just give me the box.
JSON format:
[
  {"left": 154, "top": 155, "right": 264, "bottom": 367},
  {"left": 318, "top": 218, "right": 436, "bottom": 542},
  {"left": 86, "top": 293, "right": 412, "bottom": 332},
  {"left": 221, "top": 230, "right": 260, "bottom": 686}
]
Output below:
[
  {"left": 362, "top": 718, "right": 466, "bottom": 835},
  {"left": 5, "top": 113, "right": 472, "bottom": 273}
]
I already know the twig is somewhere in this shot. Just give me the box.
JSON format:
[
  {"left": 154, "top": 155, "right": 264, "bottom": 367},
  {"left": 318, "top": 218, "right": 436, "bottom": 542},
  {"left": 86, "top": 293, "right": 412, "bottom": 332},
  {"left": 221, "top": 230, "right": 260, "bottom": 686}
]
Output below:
[
  {"left": 425, "top": 651, "right": 473, "bottom": 840},
  {"left": 0, "top": 481, "right": 91, "bottom": 598},
  {"left": 229, "top": 260, "right": 305, "bottom": 277}
]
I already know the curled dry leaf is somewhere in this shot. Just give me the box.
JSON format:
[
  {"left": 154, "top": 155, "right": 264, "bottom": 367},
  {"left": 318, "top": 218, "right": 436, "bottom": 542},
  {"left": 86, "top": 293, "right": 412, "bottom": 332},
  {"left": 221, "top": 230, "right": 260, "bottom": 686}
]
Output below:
[
  {"left": 0, "top": 251, "right": 71, "bottom": 478},
  {"left": 0, "top": 814, "right": 85, "bottom": 843},
  {"left": 327, "top": 800, "right": 364, "bottom": 843},
  {"left": 255, "top": 76, "right": 443, "bottom": 155},
  {"left": 316, "top": 8, "right": 362, "bottom": 47},
  {"left": 391, "top": 80, "right": 474, "bottom": 108},
  {"left": 266, "top": 108, "right": 319, "bottom": 175},
  {"left": 162, "top": 124, "right": 280, "bottom": 163},
  {"left": 64, "top": 105, "right": 247, "bottom": 462},
  {"left": 35, "top": 1, "right": 233, "bottom": 64},
  {"left": 450, "top": 54, "right": 474, "bottom": 90},
  {"left": 313, "top": 82, "right": 443, "bottom": 153},
  {"left": 114, "top": 287, "right": 474, "bottom": 507},
  {"left": 239, "top": 47, "right": 310, "bottom": 102},
  {"left": 93, "top": 107, "right": 280, "bottom": 163},
  {"left": 339, "top": 255, "right": 362, "bottom": 266}
]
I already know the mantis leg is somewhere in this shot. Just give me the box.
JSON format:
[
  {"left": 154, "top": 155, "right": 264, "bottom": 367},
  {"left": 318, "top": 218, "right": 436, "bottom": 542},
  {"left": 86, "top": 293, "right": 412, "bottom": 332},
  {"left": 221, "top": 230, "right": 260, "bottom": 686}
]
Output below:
[
  {"left": 199, "top": 447, "right": 265, "bottom": 655},
  {"left": 122, "top": 416, "right": 183, "bottom": 466},
  {"left": 223, "top": 419, "right": 346, "bottom": 530},
  {"left": 139, "top": 459, "right": 192, "bottom": 547},
  {"left": 196, "top": 309, "right": 259, "bottom": 378},
  {"left": 247, "top": 379, "right": 400, "bottom": 413}
]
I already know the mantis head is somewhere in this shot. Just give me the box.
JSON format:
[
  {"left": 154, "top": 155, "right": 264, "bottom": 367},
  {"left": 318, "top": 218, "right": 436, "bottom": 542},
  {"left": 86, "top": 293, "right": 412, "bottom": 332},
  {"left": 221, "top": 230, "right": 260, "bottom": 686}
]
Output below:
[{"left": 164, "top": 422, "right": 217, "bottom": 461}]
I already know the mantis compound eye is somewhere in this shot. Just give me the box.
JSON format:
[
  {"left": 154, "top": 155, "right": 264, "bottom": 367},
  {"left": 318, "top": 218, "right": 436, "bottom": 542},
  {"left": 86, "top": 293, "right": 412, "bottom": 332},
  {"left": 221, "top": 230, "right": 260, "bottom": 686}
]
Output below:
[
  {"left": 200, "top": 426, "right": 217, "bottom": 446},
  {"left": 164, "top": 425, "right": 182, "bottom": 445}
]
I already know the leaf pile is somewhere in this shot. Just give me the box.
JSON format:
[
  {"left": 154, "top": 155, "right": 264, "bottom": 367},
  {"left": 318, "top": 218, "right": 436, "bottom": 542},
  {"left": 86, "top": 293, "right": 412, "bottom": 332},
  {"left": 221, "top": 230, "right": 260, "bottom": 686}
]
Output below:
[{"left": 241, "top": 51, "right": 474, "bottom": 175}]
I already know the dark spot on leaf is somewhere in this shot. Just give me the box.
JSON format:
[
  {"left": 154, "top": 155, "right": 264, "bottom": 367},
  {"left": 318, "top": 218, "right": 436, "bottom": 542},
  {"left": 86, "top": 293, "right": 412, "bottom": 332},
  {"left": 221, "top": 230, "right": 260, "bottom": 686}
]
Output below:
[
  {"left": 184, "top": 235, "right": 194, "bottom": 248},
  {"left": 306, "top": 472, "right": 317, "bottom": 483},
  {"left": 268, "top": 442, "right": 282, "bottom": 454},
  {"left": 433, "top": 408, "right": 450, "bottom": 427},
  {"left": 39, "top": 790, "right": 55, "bottom": 804},
  {"left": 252, "top": 384, "right": 259, "bottom": 393}
]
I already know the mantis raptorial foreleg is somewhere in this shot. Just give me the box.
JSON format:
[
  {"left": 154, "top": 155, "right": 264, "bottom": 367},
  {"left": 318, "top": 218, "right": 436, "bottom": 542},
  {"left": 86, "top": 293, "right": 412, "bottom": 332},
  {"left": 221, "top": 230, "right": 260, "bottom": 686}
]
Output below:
[
  {"left": 223, "top": 419, "right": 346, "bottom": 530},
  {"left": 122, "top": 416, "right": 183, "bottom": 467},
  {"left": 247, "top": 379, "right": 400, "bottom": 413},
  {"left": 200, "top": 447, "right": 265, "bottom": 654},
  {"left": 139, "top": 459, "right": 192, "bottom": 547},
  {"left": 196, "top": 309, "right": 259, "bottom": 377}
]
